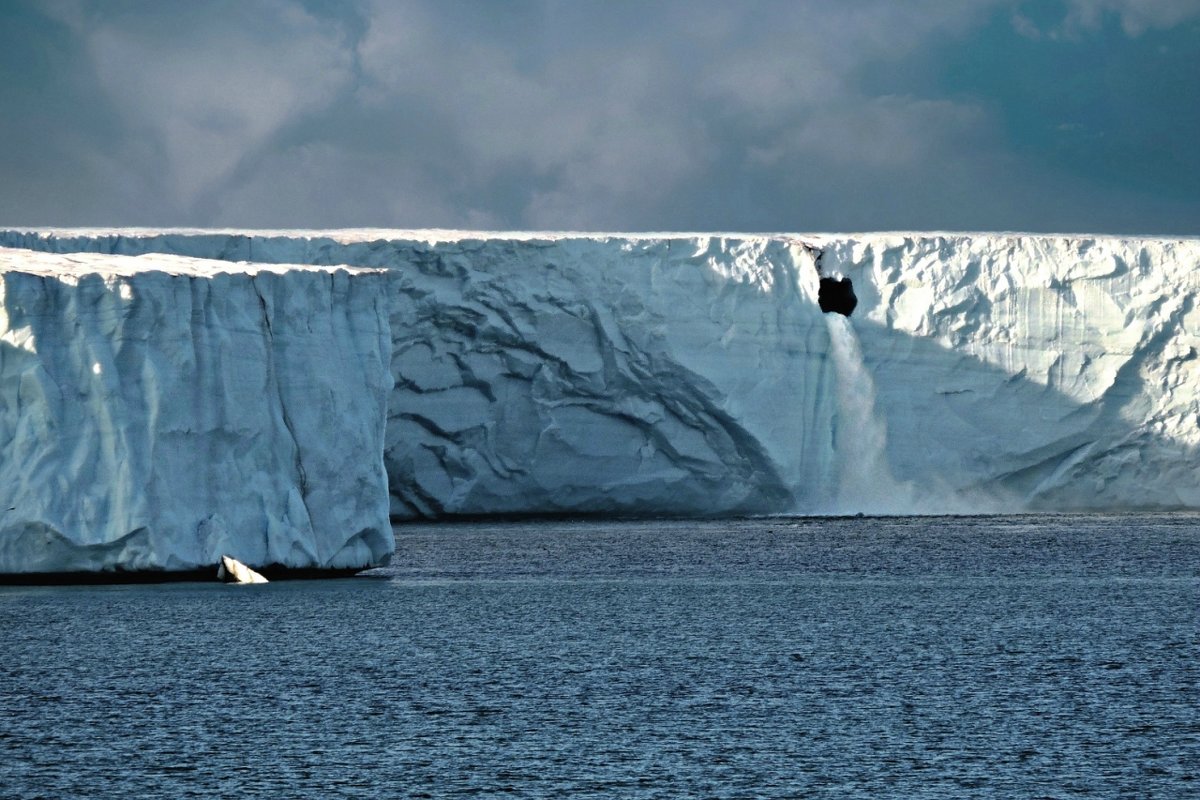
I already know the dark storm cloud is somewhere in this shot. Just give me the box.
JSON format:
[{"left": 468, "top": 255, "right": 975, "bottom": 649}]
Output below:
[{"left": 2, "top": 0, "right": 1198, "bottom": 233}]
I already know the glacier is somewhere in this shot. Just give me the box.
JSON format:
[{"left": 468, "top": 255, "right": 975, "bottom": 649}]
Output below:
[
  {"left": 0, "top": 245, "right": 394, "bottom": 576},
  {"left": 1, "top": 228, "right": 1198, "bottom": 575}
]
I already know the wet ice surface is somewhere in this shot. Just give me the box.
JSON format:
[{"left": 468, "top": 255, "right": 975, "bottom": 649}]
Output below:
[{"left": 2, "top": 514, "right": 1198, "bottom": 797}]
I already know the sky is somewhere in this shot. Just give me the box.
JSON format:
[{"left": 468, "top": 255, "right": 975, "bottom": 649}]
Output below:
[{"left": 1, "top": 0, "right": 1198, "bottom": 234}]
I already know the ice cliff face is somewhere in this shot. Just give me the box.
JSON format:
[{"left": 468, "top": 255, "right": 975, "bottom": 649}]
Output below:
[
  {"left": 0, "top": 246, "right": 393, "bottom": 574},
  {"left": 814, "top": 234, "right": 1200, "bottom": 511},
  {"left": 1, "top": 229, "right": 1198, "bottom": 567},
  {"left": 3, "top": 231, "right": 832, "bottom": 520}
]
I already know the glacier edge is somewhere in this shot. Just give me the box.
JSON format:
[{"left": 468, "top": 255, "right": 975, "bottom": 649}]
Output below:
[
  {"left": 0, "top": 247, "right": 394, "bottom": 575},
  {"left": 1, "top": 228, "right": 1199, "bottom": 574}
]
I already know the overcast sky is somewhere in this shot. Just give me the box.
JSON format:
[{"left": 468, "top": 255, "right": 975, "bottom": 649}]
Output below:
[{"left": 2, "top": 0, "right": 1198, "bottom": 233}]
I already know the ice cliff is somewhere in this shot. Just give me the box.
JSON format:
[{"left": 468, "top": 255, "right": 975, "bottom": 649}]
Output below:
[
  {"left": 0, "top": 246, "right": 393, "bottom": 575},
  {"left": 1, "top": 228, "right": 1198, "bottom": 575},
  {"left": 817, "top": 234, "right": 1200, "bottom": 512}
]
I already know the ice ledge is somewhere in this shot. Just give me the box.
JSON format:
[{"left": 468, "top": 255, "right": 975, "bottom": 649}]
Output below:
[{"left": 0, "top": 245, "right": 385, "bottom": 278}]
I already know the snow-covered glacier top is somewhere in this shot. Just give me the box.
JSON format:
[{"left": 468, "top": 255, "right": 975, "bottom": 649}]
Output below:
[{"left": 1, "top": 228, "right": 1198, "bottom": 575}]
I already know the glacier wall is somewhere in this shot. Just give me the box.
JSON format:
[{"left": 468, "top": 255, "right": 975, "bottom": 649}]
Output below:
[
  {"left": 2, "top": 231, "right": 835, "bottom": 518},
  {"left": 818, "top": 234, "right": 1200, "bottom": 511},
  {"left": 0, "top": 247, "right": 394, "bottom": 574},
  {"left": 3, "top": 229, "right": 1199, "bottom": 530}
]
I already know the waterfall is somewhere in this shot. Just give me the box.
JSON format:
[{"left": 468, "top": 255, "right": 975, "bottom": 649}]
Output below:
[{"left": 825, "top": 313, "right": 913, "bottom": 514}]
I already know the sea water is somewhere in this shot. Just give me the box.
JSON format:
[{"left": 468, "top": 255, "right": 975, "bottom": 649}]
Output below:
[{"left": 1, "top": 514, "right": 1197, "bottom": 798}]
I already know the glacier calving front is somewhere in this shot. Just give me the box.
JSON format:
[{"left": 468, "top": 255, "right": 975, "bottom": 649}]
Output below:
[
  {"left": 0, "top": 246, "right": 394, "bottom": 574},
  {"left": 1, "top": 229, "right": 1198, "bottom": 574}
]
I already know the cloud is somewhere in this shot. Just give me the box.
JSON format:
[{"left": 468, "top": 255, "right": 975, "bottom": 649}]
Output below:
[
  {"left": 1015, "top": 0, "right": 1200, "bottom": 37},
  {"left": 212, "top": 142, "right": 493, "bottom": 229},
  {"left": 348, "top": 0, "right": 1007, "bottom": 229},
  {"left": 752, "top": 96, "right": 992, "bottom": 171},
  {"left": 46, "top": 0, "right": 355, "bottom": 213},
  {"left": 3, "top": 0, "right": 1196, "bottom": 233},
  {"left": 354, "top": 0, "right": 711, "bottom": 227},
  {"left": 1067, "top": 0, "right": 1200, "bottom": 35}
]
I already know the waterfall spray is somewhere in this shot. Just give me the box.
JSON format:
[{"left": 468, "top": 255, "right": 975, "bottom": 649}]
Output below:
[{"left": 825, "top": 313, "right": 914, "bottom": 514}]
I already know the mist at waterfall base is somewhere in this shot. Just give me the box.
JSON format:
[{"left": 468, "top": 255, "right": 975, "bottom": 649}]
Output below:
[{"left": 3, "top": 515, "right": 1197, "bottom": 797}]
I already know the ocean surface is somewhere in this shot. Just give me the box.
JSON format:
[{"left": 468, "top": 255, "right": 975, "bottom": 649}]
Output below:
[{"left": 1, "top": 514, "right": 1197, "bottom": 798}]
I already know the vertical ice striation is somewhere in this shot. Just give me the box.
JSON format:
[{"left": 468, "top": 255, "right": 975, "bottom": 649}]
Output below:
[{"left": 0, "top": 247, "right": 394, "bottom": 576}]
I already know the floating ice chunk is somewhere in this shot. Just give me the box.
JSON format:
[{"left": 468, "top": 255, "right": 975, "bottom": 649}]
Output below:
[{"left": 217, "top": 555, "right": 268, "bottom": 584}]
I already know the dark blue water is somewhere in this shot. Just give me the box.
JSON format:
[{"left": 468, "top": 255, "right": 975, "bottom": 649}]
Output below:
[{"left": 2, "top": 514, "right": 1197, "bottom": 797}]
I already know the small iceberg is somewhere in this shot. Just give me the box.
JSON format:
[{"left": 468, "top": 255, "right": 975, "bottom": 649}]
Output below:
[{"left": 216, "top": 555, "right": 269, "bottom": 584}]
